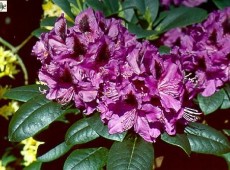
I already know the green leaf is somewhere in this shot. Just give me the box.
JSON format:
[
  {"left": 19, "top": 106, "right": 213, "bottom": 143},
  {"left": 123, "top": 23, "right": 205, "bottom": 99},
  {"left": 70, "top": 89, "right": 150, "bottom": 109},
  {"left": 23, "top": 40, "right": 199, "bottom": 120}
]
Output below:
[
  {"left": 155, "top": 7, "right": 207, "bottom": 34},
  {"left": 145, "top": 0, "right": 159, "bottom": 22},
  {"left": 32, "top": 28, "right": 49, "bottom": 38},
  {"left": 68, "top": 0, "right": 79, "bottom": 9},
  {"left": 128, "top": 23, "right": 155, "bottom": 39},
  {"left": 85, "top": 0, "right": 108, "bottom": 15},
  {"left": 3, "top": 84, "right": 47, "bottom": 102},
  {"left": 1, "top": 154, "right": 16, "bottom": 166},
  {"left": 8, "top": 95, "right": 66, "bottom": 142},
  {"left": 37, "top": 142, "right": 71, "bottom": 162},
  {"left": 107, "top": 136, "right": 154, "bottom": 170},
  {"left": 65, "top": 118, "right": 99, "bottom": 145},
  {"left": 64, "top": 147, "right": 108, "bottom": 170},
  {"left": 40, "top": 17, "right": 58, "bottom": 27},
  {"left": 212, "top": 0, "right": 230, "bottom": 9},
  {"left": 198, "top": 89, "right": 225, "bottom": 115},
  {"left": 87, "top": 113, "right": 126, "bottom": 142},
  {"left": 185, "top": 122, "right": 230, "bottom": 155},
  {"left": 221, "top": 84, "right": 230, "bottom": 109},
  {"left": 222, "top": 152, "right": 230, "bottom": 170},
  {"left": 159, "top": 45, "right": 171, "bottom": 54},
  {"left": 122, "top": 0, "right": 146, "bottom": 14},
  {"left": 23, "top": 161, "right": 42, "bottom": 170},
  {"left": 103, "top": 0, "right": 119, "bottom": 14},
  {"left": 52, "top": 0, "right": 75, "bottom": 20},
  {"left": 161, "top": 133, "right": 191, "bottom": 155}
]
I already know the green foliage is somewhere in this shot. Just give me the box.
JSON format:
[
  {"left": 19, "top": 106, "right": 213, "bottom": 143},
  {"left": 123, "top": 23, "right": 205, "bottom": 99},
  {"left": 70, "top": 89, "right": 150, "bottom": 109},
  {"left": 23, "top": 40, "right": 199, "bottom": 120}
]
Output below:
[
  {"left": 64, "top": 147, "right": 108, "bottom": 170},
  {"left": 52, "top": 0, "right": 75, "bottom": 20},
  {"left": 198, "top": 89, "right": 225, "bottom": 115},
  {"left": 154, "top": 7, "right": 207, "bottom": 34},
  {"left": 107, "top": 136, "right": 154, "bottom": 170},
  {"left": 37, "top": 142, "right": 72, "bottom": 162},
  {"left": 65, "top": 118, "right": 99, "bottom": 145},
  {"left": 8, "top": 94, "right": 66, "bottom": 142},
  {"left": 161, "top": 133, "right": 191, "bottom": 155},
  {"left": 212, "top": 0, "right": 230, "bottom": 9},
  {"left": 23, "top": 162, "right": 42, "bottom": 170},
  {"left": 185, "top": 123, "right": 230, "bottom": 155},
  {"left": 3, "top": 84, "right": 47, "bottom": 102},
  {"left": 221, "top": 84, "right": 230, "bottom": 109},
  {"left": 87, "top": 113, "right": 127, "bottom": 142},
  {"left": 145, "top": 0, "right": 159, "bottom": 23}
]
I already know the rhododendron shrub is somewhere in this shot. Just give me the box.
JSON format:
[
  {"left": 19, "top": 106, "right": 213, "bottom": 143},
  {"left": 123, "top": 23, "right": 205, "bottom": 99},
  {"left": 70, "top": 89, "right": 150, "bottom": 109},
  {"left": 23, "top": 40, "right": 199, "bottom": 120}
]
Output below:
[
  {"left": 32, "top": 8, "right": 204, "bottom": 142},
  {"left": 4, "top": 1, "right": 230, "bottom": 169}
]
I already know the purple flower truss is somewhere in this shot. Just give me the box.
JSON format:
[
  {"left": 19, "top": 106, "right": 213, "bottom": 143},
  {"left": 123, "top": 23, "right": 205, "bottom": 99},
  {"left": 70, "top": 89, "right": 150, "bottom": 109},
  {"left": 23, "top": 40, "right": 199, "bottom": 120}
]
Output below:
[
  {"left": 161, "top": 7, "right": 230, "bottom": 97},
  {"left": 160, "top": 0, "right": 207, "bottom": 7},
  {"left": 33, "top": 8, "right": 204, "bottom": 142}
]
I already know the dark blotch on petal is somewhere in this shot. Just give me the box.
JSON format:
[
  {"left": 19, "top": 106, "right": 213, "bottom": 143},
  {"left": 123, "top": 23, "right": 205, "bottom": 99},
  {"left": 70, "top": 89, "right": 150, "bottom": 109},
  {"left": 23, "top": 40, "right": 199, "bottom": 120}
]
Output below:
[
  {"left": 79, "top": 15, "right": 91, "bottom": 33},
  {"left": 60, "top": 68, "right": 73, "bottom": 83},
  {"left": 208, "top": 29, "right": 217, "bottom": 44},
  {"left": 96, "top": 43, "right": 110, "bottom": 64},
  {"left": 124, "top": 93, "right": 138, "bottom": 106},
  {"left": 222, "top": 17, "right": 230, "bottom": 35},
  {"left": 155, "top": 62, "right": 162, "bottom": 80},
  {"left": 197, "top": 57, "right": 206, "bottom": 71}
]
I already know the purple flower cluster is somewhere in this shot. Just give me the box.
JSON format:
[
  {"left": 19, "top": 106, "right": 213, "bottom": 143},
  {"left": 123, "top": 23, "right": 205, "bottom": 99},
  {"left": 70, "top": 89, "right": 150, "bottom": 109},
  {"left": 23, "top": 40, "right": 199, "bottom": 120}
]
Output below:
[
  {"left": 160, "top": 0, "right": 207, "bottom": 7},
  {"left": 33, "top": 8, "right": 201, "bottom": 142},
  {"left": 161, "top": 7, "right": 230, "bottom": 97}
]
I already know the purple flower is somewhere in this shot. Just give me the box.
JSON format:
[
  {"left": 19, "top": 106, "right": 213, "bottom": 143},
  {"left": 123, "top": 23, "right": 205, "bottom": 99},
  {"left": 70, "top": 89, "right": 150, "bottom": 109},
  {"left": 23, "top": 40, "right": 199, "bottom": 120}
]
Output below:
[
  {"left": 160, "top": 0, "right": 207, "bottom": 7},
  {"left": 33, "top": 7, "right": 201, "bottom": 143},
  {"left": 161, "top": 7, "right": 230, "bottom": 97}
]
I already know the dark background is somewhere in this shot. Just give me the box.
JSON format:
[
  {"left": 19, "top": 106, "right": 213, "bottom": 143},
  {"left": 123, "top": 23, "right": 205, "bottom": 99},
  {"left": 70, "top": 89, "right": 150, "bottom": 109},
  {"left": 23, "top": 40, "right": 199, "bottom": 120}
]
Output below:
[{"left": 0, "top": 1, "right": 229, "bottom": 170}]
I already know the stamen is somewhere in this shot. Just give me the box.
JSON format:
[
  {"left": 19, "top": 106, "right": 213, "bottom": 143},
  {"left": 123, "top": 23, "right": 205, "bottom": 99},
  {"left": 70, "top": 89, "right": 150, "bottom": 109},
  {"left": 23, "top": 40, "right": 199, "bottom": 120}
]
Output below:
[{"left": 183, "top": 107, "right": 202, "bottom": 122}]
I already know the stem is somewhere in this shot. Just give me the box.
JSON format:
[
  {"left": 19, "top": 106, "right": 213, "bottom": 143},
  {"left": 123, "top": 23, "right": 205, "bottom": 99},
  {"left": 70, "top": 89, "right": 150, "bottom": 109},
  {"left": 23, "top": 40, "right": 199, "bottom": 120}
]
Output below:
[
  {"left": 15, "top": 54, "right": 28, "bottom": 85},
  {"left": 14, "top": 34, "right": 33, "bottom": 53},
  {"left": 0, "top": 37, "right": 15, "bottom": 51},
  {"left": 0, "top": 36, "right": 30, "bottom": 85}
]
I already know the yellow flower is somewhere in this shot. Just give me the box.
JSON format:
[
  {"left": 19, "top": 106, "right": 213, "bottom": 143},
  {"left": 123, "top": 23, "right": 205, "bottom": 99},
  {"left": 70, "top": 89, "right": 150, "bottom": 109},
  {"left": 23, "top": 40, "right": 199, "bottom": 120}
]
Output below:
[
  {"left": 0, "top": 46, "right": 19, "bottom": 78},
  {"left": 20, "top": 138, "right": 44, "bottom": 166},
  {"left": 0, "top": 160, "right": 6, "bottom": 170},
  {"left": 42, "top": 0, "right": 63, "bottom": 18},
  {"left": 0, "top": 101, "right": 19, "bottom": 120}
]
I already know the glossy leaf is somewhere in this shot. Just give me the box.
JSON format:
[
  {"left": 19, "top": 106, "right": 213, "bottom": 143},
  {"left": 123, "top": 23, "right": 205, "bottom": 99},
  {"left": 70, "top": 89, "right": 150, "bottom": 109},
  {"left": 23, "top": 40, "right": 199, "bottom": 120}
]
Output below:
[
  {"left": 52, "top": 0, "right": 75, "bottom": 20},
  {"left": 23, "top": 161, "right": 42, "bottom": 170},
  {"left": 3, "top": 84, "right": 47, "bottom": 102},
  {"left": 64, "top": 147, "right": 108, "bottom": 170},
  {"left": 68, "top": 0, "right": 79, "bottom": 9},
  {"left": 122, "top": 0, "right": 146, "bottom": 14},
  {"left": 161, "top": 133, "right": 191, "bottom": 155},
  {"left": 145, "top": 0, "right": 159, "bottom": 22},
  {"left": 65, "top": 118, "right": 99, "bottom": 146},
  {"left": 85, "top": 0, "right": 108, "bottom": 15},
  {"left": 185, "top": 122, "right": 230, "bottom": 155},
  {"left": 222, "top": 152, "right": 230, "bottom": 170},
  {"left": 198, "top": 89, "right": 225, "bottom": 115},
  {"left": 87, "top": 113, "right": 126, "bottom": 142},
  {"left": 107, "top": 136, "right": 154, "bottom": 170},
  {"left": 40, "top": 17, "right": 57, "bottom": 27},
  {"left": 221, "top": 84, "right": 230, "bottom": 109},
  {"left": 212, "top": 0, "right": 230, "bottom": 9},
  {"left": 32, "top": 28, "right": 49, "bottom": 38},
  {"left": 8, "top": 95, "right": 66, "bottom": 142},
  {"left": 103, "top": 0, "right": 119, "bottom": 14},
  {"left": 37, "top": 142, "right": 71, "bottom": 162},
  {"left": 128, "top": 23, "right": 155, "bottom": 39},
  {"left": 159, "top": 45, "right": 171, "bottom": 54},
  {"left": 155, "top": 7, "right": 207, "bottom": 34}
]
